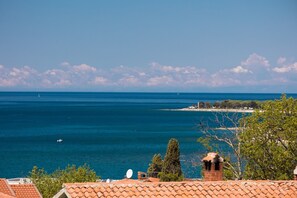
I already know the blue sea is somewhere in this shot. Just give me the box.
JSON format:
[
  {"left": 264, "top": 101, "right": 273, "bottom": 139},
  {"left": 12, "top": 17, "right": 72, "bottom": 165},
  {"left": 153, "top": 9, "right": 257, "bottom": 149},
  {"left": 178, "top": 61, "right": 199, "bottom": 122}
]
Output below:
[{"left": 0, "top": 92, "right": 296, "bottom": 179}]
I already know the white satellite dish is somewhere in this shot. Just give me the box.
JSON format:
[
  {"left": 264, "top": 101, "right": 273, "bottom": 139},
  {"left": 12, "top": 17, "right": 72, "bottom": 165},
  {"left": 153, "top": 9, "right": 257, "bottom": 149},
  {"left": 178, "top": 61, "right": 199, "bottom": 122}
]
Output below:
[{"left": 126, "top": 169, "right": 133, "bottom": 179}]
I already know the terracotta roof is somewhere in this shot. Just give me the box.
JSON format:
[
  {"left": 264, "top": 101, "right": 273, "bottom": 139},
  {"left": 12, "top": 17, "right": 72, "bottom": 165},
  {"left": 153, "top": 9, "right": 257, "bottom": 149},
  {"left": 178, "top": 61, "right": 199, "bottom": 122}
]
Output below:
[
  {"left": 56, "top": 180, "right": 297, "bottom": 198},
  {"left": 0, "top": 192, "right": 16, "bottom": 198},
  {"left": 0, "top": 179, "right": 42, "bottom": 198},
  {"left": 146, "top": 177, "right": 160, "bottom": 183},
  {"left": 0, "top": 179, "right": 15, "bottom": 197},
  {"left": 10, "top": 184, "right": 42, "bottom": 198},
  {"left": 112, "top": 179, "right": 142, "bottom": 184}
]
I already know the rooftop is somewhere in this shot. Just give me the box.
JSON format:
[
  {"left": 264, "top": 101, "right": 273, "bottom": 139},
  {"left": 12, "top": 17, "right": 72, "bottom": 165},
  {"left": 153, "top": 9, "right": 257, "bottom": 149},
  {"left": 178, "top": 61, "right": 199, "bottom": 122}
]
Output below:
[
  {"left": 54, "top": 179, "right": 297, "bottom": 198},
  {"left": 0, "top": 179, "right": 42, "bottom": 198}
]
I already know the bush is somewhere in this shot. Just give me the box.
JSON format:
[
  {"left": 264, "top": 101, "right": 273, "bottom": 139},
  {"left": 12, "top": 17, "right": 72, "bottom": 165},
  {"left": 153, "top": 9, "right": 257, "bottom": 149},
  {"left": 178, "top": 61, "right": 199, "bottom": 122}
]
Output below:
[{"left": 29, "top": 164, "right": 99, "bottom": 198}]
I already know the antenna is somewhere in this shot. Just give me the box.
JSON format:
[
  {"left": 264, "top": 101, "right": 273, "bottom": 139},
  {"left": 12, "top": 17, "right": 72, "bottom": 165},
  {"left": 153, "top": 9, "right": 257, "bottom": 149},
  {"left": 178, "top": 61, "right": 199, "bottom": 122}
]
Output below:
[{"left": 126, "top": 169, "right": 133, "bottom": 179}]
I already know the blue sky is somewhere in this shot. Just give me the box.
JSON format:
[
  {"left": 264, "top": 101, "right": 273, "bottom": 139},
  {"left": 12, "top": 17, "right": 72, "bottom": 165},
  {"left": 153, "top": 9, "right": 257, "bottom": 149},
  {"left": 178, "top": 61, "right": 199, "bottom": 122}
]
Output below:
[{"left": 0, "top": 0, "right": 296, "bottom": 92}]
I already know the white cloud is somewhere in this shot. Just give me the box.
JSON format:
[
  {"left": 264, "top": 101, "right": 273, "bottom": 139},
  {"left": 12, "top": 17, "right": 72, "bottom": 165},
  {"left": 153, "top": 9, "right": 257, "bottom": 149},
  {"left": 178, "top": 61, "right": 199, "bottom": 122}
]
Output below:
[
  {"left": 210, "top": 71, "right": 242, "bottom": 87},
  {"left": 0, "top": 54, "right": 296, "bottom": 90},
  {"left": 241, "top": 53, "right": 270, "bottom": 68},
  {"left": 42, "top": 69, "right": 71, "bottom": 87},
  {"left": 209, "top": 53, "right": 282, "bottom": 87},
  {"left": 277, "top": 57, "right": 286, "bottom": 65},
  {"left": 272, "top": 62, "right": 297, "bottom": 73},
  {"left": 72, "top": 64, "right": 97, "bottom": 73},
  {"left": 44, "top": 69, "right": 65, "bottom": 76},
  {"left": 55, "top": 79, "right": 72, "bottom": 86},
  {"left": 92, "top": 76, "right": 108, "bottom": 85},
  {"left": 41, "top": 63, "right": 99, "bottom": 87},
  {"left": 0, "top": 65, "right": 38, "bottom": 87},
  {"left": 273, "top": 67, "right": 291, "bottom": 73},
  {"left": 119, "top": 76, "right": 140, "bottom": 85},
  {"left": 230, "top": 66, "right": 251, "bottom": 74},
  {"left": 61, "top": 61, "right": 70, "bottom": 66},
  {"left": 0, "top": 78, "right": 16, "bottom": 87},
  {"left": 148, "top": 62, "right": 209, "bottom": 86},
  {"left": 147, "top": 75, "right": 174, "bottom": 86},
  {"left": 151, "top": 62, "right": 206, "bottom": 75},
  {"left": 139, "top": 72, "right": 146, "bottom": 76}
]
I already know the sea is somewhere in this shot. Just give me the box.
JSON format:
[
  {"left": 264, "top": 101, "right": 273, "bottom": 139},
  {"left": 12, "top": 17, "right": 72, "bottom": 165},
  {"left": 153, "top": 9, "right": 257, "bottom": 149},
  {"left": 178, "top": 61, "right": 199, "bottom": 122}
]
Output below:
[{"left": 0, "top": 92, "right": 296, "bottom": 179}]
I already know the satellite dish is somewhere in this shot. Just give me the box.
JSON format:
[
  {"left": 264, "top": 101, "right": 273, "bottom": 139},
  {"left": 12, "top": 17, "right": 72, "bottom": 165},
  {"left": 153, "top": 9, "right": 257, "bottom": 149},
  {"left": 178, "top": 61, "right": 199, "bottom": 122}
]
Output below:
[
  {"left": 126, "top": 169, "right": 133, "bottom": 179},
  {"left": 106, "top": 179, "right": 110, "bottom": 183}
]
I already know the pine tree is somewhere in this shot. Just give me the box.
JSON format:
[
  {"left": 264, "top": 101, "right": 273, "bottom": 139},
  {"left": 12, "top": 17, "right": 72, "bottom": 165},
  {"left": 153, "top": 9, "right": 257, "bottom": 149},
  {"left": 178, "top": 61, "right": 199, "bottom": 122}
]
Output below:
[
  {"left": 161, "top": 138, "right": 183, "bottom": 177},
  {"left": 147, "top": 154, "right": 163, "bottom": 177}
]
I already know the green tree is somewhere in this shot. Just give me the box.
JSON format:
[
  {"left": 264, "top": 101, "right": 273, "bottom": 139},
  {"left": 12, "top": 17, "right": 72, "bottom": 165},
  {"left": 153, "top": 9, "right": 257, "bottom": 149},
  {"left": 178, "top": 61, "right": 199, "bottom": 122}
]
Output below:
[
  {"left": 199, "top": 101, "right": 205, "bottom": 108},
  {"left": 147, "top": 154, "right": 163, "bottom": 177},
  {"left": 205, "top": 102, "right": 211, "bottom": 109},
  {"left": 240, "top": 95, "right": 297, "bottom": 180},
  {"left": 159, "top": 138, "right": 183, "bottom": 181},
  {"left": 29, "top": 164, "right": 99, "bottom": 198},
  {"left": 213, "top": 101, "right": 221, "bottom": 108}
]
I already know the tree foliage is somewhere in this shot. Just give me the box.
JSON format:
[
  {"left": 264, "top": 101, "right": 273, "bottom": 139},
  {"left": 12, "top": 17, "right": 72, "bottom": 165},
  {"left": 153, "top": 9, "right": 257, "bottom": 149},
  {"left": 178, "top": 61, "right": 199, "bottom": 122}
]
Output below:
[
  {"left": 195, "top": 100, "right": 262, "bottom": 110},
  {"left": 147, "top": 153, "right": 163, "bottom": 177},
  {"left": 240, "top": 95, "right": 297, "bottom": 179},
  {"left": 29, "top": 164, "right": 99, "bottom": 198},
  {"left": 159, "top": 138, "right": 183, "bottom": 181}
]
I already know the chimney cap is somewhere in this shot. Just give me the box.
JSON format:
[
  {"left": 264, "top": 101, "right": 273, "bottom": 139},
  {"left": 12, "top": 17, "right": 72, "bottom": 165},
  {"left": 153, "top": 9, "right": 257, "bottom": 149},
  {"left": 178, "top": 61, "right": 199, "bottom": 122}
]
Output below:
[
  {"left": 294, "top": 166, "right": 297, "bottom": 175},
  {"left": 202, "top": 152, "right": 224, "bottom": 162}
]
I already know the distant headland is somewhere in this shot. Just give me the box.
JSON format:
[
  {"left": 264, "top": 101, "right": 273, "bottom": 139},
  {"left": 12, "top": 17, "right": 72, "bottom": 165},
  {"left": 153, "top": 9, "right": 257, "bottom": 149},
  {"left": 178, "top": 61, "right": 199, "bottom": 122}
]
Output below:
[{"left": 173, "top": 100, "right": 264, "bottom": 113}]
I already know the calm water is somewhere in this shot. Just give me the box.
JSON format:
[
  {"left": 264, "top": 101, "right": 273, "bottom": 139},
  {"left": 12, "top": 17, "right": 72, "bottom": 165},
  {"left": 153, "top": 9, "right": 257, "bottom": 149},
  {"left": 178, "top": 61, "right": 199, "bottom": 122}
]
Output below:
[{"left": 0, "top": 92, "right": 296, "bottom": 179}]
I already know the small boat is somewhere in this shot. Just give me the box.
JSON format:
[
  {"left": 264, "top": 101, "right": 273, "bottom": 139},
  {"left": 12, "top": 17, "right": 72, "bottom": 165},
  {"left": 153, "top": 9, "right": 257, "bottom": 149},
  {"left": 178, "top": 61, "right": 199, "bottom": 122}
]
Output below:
[{"left": 57, "top": 139, "right": 63, "bottom": 143}]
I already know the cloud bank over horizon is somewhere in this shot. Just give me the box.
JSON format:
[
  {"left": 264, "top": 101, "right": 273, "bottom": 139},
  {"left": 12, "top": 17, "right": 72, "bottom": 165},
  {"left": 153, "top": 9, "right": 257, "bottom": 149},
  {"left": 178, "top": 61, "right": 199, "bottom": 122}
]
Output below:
[{"left": 0, "top": 53, "right": 296, "bottom": 92}]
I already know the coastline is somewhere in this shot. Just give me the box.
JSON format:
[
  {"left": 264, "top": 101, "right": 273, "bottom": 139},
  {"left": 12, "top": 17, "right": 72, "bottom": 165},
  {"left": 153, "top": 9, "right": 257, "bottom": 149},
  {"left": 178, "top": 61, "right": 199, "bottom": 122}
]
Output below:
[{"left": 165, "top": 108, "right": 254, "bottom": 113}]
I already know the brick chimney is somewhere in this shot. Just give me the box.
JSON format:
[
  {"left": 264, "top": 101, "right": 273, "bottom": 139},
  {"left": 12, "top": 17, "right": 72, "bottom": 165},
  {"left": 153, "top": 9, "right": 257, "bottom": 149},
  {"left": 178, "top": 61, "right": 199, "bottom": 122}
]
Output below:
[
  {"left": 294, "top": 166, "right": 297, "bottom": 180},
  {"left": 138, "top": 171, "right": 148, "bottom": 180},
  {"left": 202, "top": 152, "right": 224, "bottom": 181}
]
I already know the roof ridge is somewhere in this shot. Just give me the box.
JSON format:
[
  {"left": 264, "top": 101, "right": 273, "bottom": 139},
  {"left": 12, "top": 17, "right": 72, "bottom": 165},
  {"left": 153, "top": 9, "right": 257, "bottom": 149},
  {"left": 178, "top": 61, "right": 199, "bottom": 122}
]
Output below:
[{"left": 64, "top": 180, "right": 297, "bottom": 188}]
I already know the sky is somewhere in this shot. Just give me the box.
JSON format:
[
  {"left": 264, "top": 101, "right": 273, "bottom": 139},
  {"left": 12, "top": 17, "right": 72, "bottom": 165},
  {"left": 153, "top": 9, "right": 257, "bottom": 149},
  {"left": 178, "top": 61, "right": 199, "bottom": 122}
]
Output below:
[{"left": 0, "top": 0, "right": 296, "bottom": 93}]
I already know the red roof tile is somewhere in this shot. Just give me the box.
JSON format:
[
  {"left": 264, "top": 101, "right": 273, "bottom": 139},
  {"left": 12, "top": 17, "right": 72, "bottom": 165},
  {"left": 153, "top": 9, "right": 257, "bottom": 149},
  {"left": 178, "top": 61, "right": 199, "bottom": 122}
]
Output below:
[
  {"left": 0, "top": 179, "right": 42, "bottom": 198},
  {"left": 57, "top": 180, "right": 297, "bottom": 198},
  {"left": 0, "top": 179, "right": 15, "bottom": 197},
  {"left": 0, "top": 192, "right": 15, "bottom": 198},
  {"left": 10, "top": 184, "right": 42, "bottom": 198}
]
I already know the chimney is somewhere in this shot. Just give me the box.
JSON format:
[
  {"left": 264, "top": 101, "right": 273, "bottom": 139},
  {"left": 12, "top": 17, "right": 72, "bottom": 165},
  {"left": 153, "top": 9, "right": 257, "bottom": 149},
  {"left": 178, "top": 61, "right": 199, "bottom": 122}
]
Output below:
[
  {"left": 138, "top": 171, "right": 148, "bottom": 180},
  {"left": 202, "top": 152, "right": 224, "bottom": 181},
  {"left": 294, "top": 166, "right": 297, "bottom": 180}
]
